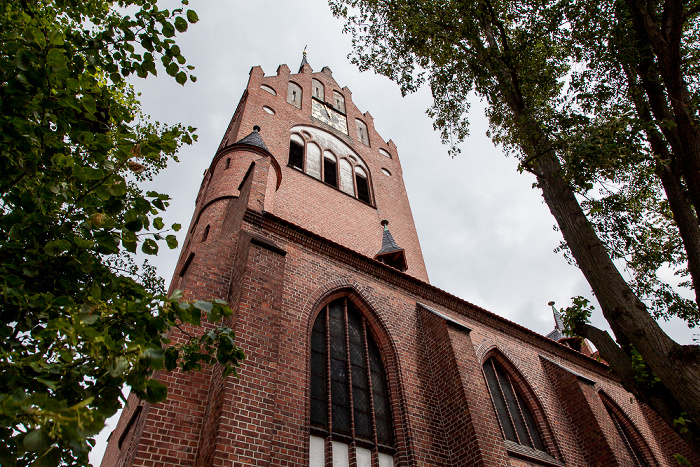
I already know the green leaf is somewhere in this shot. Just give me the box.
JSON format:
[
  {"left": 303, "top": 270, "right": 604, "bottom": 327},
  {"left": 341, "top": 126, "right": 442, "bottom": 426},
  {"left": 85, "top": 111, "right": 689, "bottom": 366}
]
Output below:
[
  {"left": 186, "top": 10, "right": 199, "bottom": 23},
  {"left": 172, "top": 223, "right": 182, "bottom": 231},
  {"left": 23, "top": 429, "right": 50, "bottom": 453},
  {"left": 164, "top": 347, "right": 179, "bottom": 371},
  {"left": 144, "top": 379, "right": 168, "bottom": 403},
  {"left": 144, "top": 347, "right": 164, "bottom": 370},
  {"left": 162, "top": 22, "right": 175, "bottom": 38},
  {"left": 194, "top": 300, "right": 213, "bottom": 314},
  {"left": 153, "top": 217, "right": 165, "bottom": 230},
  {"left": 166, "top": 62, "right": 178, "bottom": 77},
  {"left": 142, "top": 238, "right": 158, "bottom": 255},
  {"left": 82, "top": 95, "right": 97, "bottom": 114},
  {"left": 176, "top": 71, "right": 187, "bottom": 85},
  {"left": 166, "top": 234, "right": 178, "bottom": 249},
  {"left": 174, "top": 16, "right": 188, "bottom": 32},
  {"left": 109, "top": 179, "right": 127, "bottom": 196},
  {"left": 45, "top": 239, "right": 71, "bottom": 256}
]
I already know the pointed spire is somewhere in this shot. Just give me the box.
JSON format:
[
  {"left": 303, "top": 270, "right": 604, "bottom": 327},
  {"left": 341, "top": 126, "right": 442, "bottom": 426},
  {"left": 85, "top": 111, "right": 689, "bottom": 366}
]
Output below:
[
  {"left": 545, "top": 301, "right": 567, "bottom": 341},
  {"left": 374, "top": 220, "right": 408, "bottom": 272},
  {"left": 235, "top": 125, "right": 268, "bottom": 151},
  {"left": 298, "top": 46, "right": 309, "bottom": 73}
]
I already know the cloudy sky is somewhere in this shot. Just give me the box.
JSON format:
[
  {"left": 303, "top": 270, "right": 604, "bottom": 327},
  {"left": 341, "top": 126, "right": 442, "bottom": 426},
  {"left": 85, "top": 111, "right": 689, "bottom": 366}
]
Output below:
[{"left": 91, "top": 0, "right": 696, "bottom": 463}]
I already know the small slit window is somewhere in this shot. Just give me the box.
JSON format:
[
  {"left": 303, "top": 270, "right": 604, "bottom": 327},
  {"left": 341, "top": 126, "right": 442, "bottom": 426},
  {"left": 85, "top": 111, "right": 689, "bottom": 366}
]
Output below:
[
  {"left": 324, "top": 153, "right": 338, "bottom": 188},
  {"left": 180, "top": 252, "right": 194, "bottom": 277},
  {"left": 356, "top": 119, "right": 369, "bottom": 146},
  {"left": 201, "top": 225, "right": 210, "bottom": 242},
  {"left": 333, "top": 91, "right": 345, "bottom": 113},
  {"left": 118, "top": 406, "right": 143, "bottom": 450},
  {"left": 225, "top": 158, "right": 231, "bottom": 169},
  {"left": 287, "top": 81, "right": 302, "bottom": 109},
  {"left": 289, "top": 139, "right": 304, "bottom": 170},
  {"left": 312, "top": 79, "right": 325, "bottom": 100},
  {"left": 355, "top": 167, "right": 371, "bottom": 204}
]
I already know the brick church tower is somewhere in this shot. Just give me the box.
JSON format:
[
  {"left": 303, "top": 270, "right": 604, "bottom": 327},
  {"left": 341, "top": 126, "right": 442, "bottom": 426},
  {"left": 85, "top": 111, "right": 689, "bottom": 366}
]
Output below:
[{"left": 102, "top": 57, "right": 699, "bottom": 466}]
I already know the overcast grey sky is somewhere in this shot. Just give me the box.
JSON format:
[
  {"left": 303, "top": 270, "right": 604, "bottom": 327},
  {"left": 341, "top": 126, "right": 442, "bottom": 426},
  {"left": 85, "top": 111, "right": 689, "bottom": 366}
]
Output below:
[{"left": 90, "top": 0, "right": 697, "bottom": 463}]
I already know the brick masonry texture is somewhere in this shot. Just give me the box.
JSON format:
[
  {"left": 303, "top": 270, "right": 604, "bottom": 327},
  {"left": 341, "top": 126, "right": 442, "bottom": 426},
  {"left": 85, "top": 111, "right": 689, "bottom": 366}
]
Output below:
[{"left": 102, "top": 64, "right": 700, "bottom": 467}]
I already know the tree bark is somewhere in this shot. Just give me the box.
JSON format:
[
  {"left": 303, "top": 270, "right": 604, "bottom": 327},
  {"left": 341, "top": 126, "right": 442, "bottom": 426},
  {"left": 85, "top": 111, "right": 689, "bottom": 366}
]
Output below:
[{"left": 625, "top": 0, "right": 700, "bottom": 221}]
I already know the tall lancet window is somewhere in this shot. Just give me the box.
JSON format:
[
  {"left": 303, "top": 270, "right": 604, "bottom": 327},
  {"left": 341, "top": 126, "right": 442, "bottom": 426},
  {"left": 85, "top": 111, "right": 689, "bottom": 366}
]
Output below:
[
  {"left": 600, "top": 392, "right": 657, "bottom": 467},
  {"left": 309, "top": 297, "right": 395, "bottom": 467},
  {"left": 483, "top": 356, "right": 549, "bottom": 454}
]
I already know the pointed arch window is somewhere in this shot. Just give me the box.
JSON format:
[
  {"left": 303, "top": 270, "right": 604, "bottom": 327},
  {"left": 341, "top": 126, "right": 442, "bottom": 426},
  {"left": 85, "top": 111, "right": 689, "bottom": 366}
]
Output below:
[
  {"left": 310, "top": 297, "right": 394, "bottom": 466},
  {"left": 600, "top": 393, "right": 657, "bottom": 467},
  {"left": 288, "top": 128, "right": 374, "bottom": 206},
  {"left": 483, "top": 356, "right": 545, "bottom": 451}
]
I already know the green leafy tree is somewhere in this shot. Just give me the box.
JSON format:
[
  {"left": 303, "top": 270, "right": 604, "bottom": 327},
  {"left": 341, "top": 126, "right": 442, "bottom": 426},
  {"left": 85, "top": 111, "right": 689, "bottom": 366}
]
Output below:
[
  {"left": 0, "top": 1, "right": 243, "bottom": 465},
  {"left": 331, "top": 0, "right": 700, "bottom": 450}
]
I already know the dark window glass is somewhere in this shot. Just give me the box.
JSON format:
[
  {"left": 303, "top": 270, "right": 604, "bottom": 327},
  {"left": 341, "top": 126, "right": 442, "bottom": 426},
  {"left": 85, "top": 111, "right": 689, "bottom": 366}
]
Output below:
[
  {"left": 309, "top": 298, "right": 393, "bottom": 448},
  {"left": 324, "top": 158, "right": 338, "bottom": 188},
  {"left": 356, "top": 174, "right": 370, "bottom": 203},
  {"left": 310, "top": 311, "right": 327, "bottom": 427},
  {"left": 289, "top": 141, "right": 304, "bottom": 169},
  {"left": 483, "top": 357, "right": 545, "bottom": 452},
  {"left": 484, "top": 360, "right": 517, "bottom": 441}
]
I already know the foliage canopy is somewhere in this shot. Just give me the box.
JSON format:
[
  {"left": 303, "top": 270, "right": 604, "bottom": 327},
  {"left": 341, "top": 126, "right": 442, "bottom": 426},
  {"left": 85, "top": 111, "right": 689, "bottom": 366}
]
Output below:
[
  {"left": 332, "top": 0, "right": 700, "bottom": 451},
  {"left": 0, "top": 1, "right": 243, "bottom": 465}
]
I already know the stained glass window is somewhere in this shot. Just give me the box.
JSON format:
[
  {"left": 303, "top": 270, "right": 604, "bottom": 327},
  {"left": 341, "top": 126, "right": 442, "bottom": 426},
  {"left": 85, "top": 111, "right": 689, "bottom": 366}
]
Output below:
[{"left": 309, "top": 298, "right": 393, "bottom": 448}]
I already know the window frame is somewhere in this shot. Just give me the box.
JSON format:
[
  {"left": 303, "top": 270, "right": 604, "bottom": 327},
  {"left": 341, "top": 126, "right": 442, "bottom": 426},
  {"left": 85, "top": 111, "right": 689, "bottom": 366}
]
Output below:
[
  {"left": 308, "top": 296, "right": 396, "bottom": 456},
  {"left": 481, "top": 352, "right": 560, "bottom": 463},
  {"left": 599, "top": 391, "right": 657, "bottom": 467},
  {"left": 287, "top": 130, "right": 375, "bottom": 207}
]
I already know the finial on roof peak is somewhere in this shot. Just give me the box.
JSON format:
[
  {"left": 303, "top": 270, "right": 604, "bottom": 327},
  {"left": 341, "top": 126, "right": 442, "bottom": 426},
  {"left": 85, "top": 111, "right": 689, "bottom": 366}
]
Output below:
[{"left": 299, "top": 46, "right": 310, "bottom": 72}]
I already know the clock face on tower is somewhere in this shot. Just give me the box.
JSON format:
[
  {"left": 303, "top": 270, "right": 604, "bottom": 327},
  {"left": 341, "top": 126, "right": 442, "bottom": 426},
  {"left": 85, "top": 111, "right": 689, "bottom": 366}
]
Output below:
[{"left": 311, "top": 98, "right": 348, "bottom": 135}]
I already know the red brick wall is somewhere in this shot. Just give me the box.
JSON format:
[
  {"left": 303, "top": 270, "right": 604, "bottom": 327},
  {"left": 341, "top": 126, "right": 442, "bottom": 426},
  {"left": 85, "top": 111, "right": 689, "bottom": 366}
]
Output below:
[
  {"left": 219, "top": 64, "right": 429, "bottom": 282},
  {"left": 103, "top": 65, "right": 698, "bottom": 467}
]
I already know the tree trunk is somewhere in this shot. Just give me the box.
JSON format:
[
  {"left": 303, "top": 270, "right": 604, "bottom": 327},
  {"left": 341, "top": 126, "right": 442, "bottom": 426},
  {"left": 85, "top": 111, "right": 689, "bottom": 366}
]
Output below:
[{"left": 532, "top": 141, "right": 700, "bottom": 449}]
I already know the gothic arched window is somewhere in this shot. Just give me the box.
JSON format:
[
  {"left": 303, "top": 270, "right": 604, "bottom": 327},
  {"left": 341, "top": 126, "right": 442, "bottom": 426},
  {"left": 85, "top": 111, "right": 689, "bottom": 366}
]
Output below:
[
  {"left": 288, "top": 128, "right": 374, "bottom": 206},
  {"left": 600, "top": 392, "right": 657, "bottom": 467},
  {"left": 483, "top": 356, "right": 546, "bottom": 452},
  {"left": 309, "top": 297, "right": 394, "bottom": 466}
]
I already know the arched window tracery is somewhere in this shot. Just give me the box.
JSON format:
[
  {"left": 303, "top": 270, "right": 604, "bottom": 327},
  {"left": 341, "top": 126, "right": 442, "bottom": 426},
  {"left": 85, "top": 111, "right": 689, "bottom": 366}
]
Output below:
[
  {"left": 309, "top": 297, "right": 395, "bottom": 467},
  {"left": 288, "top": 127, "right": 373, "bottom": 205},
  {"left": 482, "top": 352, "right": 561, "bottom": 464},
  {"left": 599, "top": 392, "right": 657, "bottom": 467}
]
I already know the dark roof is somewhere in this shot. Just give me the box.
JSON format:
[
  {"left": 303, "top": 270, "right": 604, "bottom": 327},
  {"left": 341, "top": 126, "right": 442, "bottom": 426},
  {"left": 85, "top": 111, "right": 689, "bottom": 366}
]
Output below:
[
  {"left": 546, "top": 308, "right": 567, "bottom": 341},
  {"left": 376, "top": 227, "right": 403, "bottom": 255},
  {"left": 374, "top": 225, "right": 408, "bottom": 272},
  {"left": 299, "top": 52, "right": 309, "bottom": 72},
  {"left": 235, "top": 129, "right": 268, "bottom": 151}
]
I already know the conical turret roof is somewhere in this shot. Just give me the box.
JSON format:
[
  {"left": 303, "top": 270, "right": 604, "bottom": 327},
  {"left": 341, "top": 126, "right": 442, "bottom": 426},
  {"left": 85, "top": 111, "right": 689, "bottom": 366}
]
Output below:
[
  {"left": 299, "top": 49, "right": 309, "bottom": 72},
  {"left": 235, "top": 127, "right": 268, "bottom": 152},
  {"left": 374, "top": 221, "right": 407, "bottom": 272}
]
